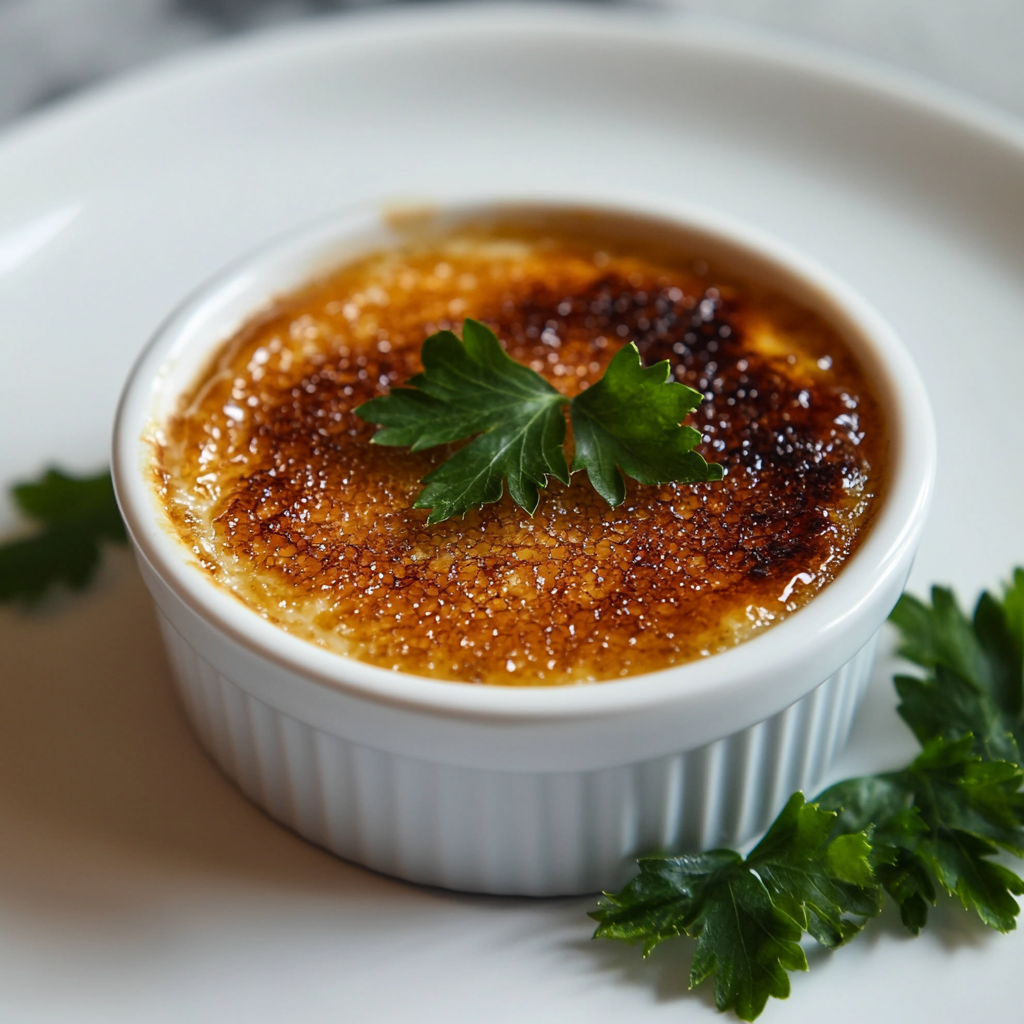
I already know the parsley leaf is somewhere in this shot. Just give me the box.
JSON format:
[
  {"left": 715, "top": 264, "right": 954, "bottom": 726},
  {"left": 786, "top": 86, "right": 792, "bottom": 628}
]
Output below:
[
  {"left": 909, "top": 740, "right": 1024, "bottom": 931},
  {"left": 814, "top": 774, "right": 937, "bottom": 933},
  {"left": 593, "top": 570, "right": 1024, "bottom": 1019},
  {"left": 748, "top": 793, "right": 881, "bottom": 948},
  {"left": 355, "top": 320, "right": 570, "bottom": 524},
  {"left": 591, "top": 848, "right": 805, "bottom": 1023},
  {"left": 355, "top": 320, "right": 720, "bottom": 523},
  {"left": 890, "top": 581, "right": 1024, "bottom": 755},
  {"left": 591, "top": 794, "right": 879, "bottom": 1022},
  {"left": 570, "top": 342, "right": 723, "bottom": 506},
  {"left": 820, "top": 736, "right": 1024, "bottom": 933},
  {"left": 0, "top": 468, "right": 126, "bottom": 604}
]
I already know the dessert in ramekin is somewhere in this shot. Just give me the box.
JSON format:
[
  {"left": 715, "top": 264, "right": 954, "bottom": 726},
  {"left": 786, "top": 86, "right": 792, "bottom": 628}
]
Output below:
[{"left": 113, "top": 196, "right": 935, "bottom": 895}]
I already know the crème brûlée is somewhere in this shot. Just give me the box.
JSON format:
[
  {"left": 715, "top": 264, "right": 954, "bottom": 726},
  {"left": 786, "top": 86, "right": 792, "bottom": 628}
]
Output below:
[{"left": 154, "top": 210, "right": 887, "bottom": 686}]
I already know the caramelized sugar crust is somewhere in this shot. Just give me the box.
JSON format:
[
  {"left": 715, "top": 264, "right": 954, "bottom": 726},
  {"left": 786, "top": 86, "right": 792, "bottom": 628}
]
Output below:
[{"left": 157, "top": 219, "right": 886, "bottom": 685}]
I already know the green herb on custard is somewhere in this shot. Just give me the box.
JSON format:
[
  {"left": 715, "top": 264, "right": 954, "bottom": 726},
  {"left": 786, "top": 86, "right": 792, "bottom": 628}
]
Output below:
[{"left": 354, "top": 318, "right": 722, "bottom": 524}]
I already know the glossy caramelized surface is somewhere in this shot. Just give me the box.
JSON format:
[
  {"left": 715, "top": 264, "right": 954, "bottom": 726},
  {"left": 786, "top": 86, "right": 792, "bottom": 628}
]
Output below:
[{"left": 156, "top": 213, "right": 886, "bottom": 685}]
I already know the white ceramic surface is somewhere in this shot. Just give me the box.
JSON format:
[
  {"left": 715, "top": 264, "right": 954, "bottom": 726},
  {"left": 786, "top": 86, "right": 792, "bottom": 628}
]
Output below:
[
  {"left": 156, "top": 590, "right": 877, "bottom": 894},
  {"left": 1, "top": 4, "right": 1023, "bottom": 1020},
  {"left": 113, "top": 197, "right": 929, "bottom": 893}
]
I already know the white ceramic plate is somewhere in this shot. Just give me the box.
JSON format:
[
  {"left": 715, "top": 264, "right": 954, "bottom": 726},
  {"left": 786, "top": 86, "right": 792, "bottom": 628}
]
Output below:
[{"left": 1, "top": 4, "right": 1022, "bottom": 1020}]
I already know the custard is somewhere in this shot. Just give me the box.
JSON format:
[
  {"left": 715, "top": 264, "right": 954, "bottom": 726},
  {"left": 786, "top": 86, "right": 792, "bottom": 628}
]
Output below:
[{"left": 155, "top": 212, "right": 886, "bottom": 685}]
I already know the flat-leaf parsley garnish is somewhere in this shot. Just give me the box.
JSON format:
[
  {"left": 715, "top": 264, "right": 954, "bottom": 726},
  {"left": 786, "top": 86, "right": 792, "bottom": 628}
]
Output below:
[
  {"left": 591, "top": 570, "right": 1024, "bottom": 1021},
  {"left": 571, "top": 341, "right": 720, "bottom": 507},
  {"left": 591, "top": 793, "right": 879, "bottom": 1021},
  {"left": 0, "top": 468, "right": 126, "bottom": 604},
  {"left": 355, "top": 319, "right": 722, "bottom": 524}
]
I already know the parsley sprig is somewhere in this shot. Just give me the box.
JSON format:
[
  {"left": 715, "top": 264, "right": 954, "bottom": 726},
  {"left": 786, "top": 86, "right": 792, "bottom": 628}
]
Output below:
[
  {"left": 591, "top": 571, "right": 1024, "bottom": 1020},
  {"left": 355, "top": 319, "right": 722, "bottom": 524},
  {"left": 0, "top": 468, "right": 126, "bottom": 603}
]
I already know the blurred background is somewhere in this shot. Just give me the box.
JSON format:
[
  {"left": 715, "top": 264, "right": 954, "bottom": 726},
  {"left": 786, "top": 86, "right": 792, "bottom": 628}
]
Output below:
[{"left": 1, "top": 0, "right": 1024, "bottom": 129}]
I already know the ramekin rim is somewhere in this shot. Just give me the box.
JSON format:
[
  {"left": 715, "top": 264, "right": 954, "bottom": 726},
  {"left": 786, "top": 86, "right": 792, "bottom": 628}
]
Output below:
[{"left": 112, "top": 189, "right": 935, "bottom": 722}]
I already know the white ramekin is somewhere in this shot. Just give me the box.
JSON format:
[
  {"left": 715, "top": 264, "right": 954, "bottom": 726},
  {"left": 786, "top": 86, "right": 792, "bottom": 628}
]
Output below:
[{"left": 113, "top": 195, "right": 935, "bottom": 896}]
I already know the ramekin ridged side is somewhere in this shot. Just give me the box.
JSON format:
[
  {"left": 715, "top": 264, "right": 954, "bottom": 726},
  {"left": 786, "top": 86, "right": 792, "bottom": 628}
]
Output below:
[
  {"left": 151, "top": 562, "right": 877, "bottom": 895},
  {"left": 114, "top": 194, "right": 936, "bottom": 897}
]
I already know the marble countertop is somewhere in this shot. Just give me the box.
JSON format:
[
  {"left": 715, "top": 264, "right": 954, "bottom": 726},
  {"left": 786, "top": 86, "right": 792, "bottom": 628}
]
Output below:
[{"left": 1, "top": 0, "right": 1023, "bottom": 128}]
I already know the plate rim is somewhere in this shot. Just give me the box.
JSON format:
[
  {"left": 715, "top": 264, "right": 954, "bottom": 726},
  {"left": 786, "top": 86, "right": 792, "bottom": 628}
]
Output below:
[
  {"left": 0, "top": 5, "right": 1021, "bottom": 1021},
  {"left": 2, "top": 1, "right": 1024, "bottom": 175}
]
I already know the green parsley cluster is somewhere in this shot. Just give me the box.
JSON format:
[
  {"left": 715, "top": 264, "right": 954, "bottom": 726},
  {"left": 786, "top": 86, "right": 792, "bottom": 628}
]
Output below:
[
  {"left": 354, "top": 318, "right": 722, "bottom": 524},
  {"left": 591, "top": 572, "right": 1024, "bottom": 1021}
]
